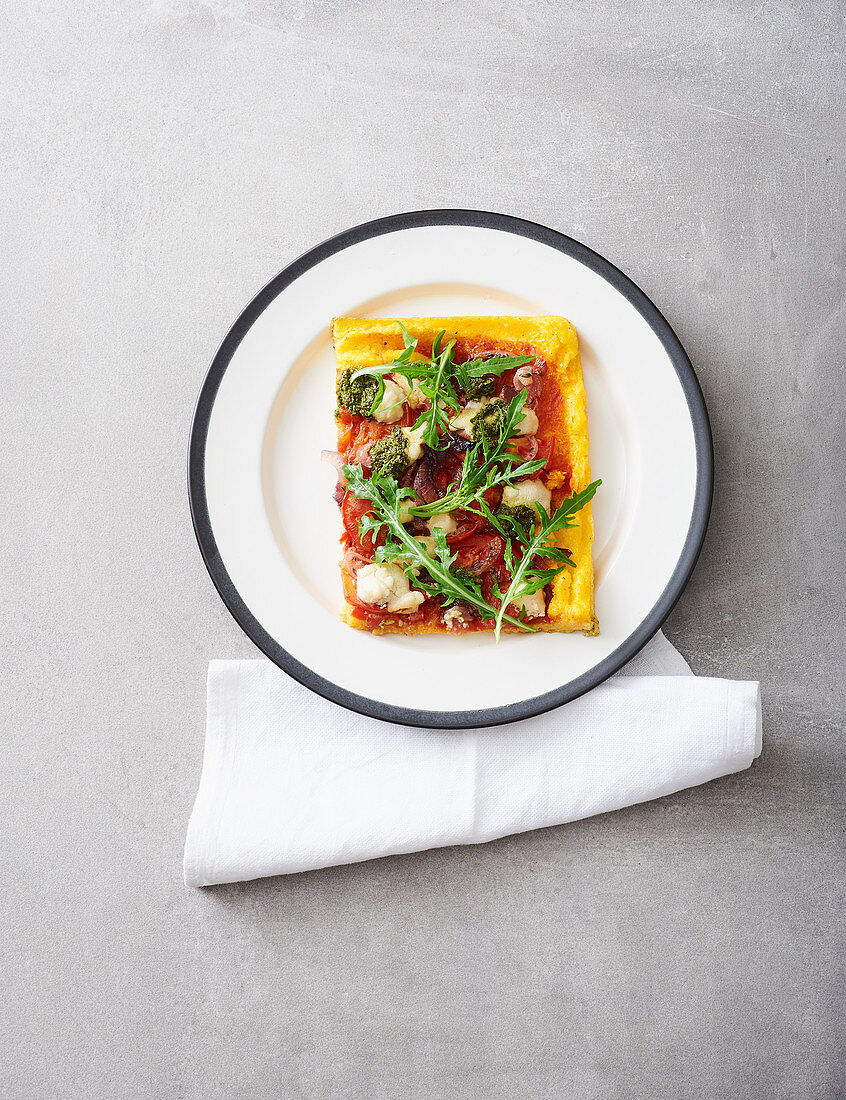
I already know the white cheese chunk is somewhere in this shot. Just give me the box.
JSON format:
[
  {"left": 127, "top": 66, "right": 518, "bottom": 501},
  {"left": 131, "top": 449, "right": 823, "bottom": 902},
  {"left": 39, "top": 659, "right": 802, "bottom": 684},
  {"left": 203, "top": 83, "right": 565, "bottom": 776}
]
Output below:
[
  {"left": 515, "top": 406, "right": 539, "bottom": 436},
  {"left": 513, "top": 590, "right": 547, "bottom": 619},
  {"left": 443, "top": 605, "right": 470, "bottom": 630},
  {"left": 392, "top": 536, "right": 436, "bottom": 578},
  {"left": 356, "top": 562, "right": 424, "bottom": 613},
  {"left": 501, "top": 479, "right": 551, "bottom": 513},
  {"left": 373, "top": 379, "right": 406, "bottom": 424},
  {"left": 401, "top": 424, "right": 427, "bottom": 463},
  {"left": 427, "top": 513, "right": 457, "bottom": 536},
  {"left": 392, "top": 374, "right": 427, "bottom": 410},
  {"left": 449, "top": 399, "right": 488, "bottom": 436},
  {"left": 413, "top": 535, "right": 437, "bottom": 558}
]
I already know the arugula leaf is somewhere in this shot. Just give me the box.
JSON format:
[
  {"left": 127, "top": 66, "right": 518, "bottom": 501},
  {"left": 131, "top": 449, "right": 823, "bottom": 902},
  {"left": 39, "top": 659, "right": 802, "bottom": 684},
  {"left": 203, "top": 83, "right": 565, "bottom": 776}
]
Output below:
[
  {"left": 492, "top": 480, "right": 601, "bottom": 640},
  {"left": 409, "top": 391, "right": 545, "bottom": 518},
  {"left": 343, "top": 463, "right": 531, "bottom": 631},
  {"left": 412, "top": 331, "right": 461, "bottom": 449},
  {"left": 351, "top": 322, "right": 422, "bottom": 416},
  {"left": 350, "top": 326, "right": 534, "bottom": 449},
  {"left": 462, "top": 354, "right": 534, "bottom": 378},
  {"left": 397, "top": 321, "right": 417, "bottom": 355}
]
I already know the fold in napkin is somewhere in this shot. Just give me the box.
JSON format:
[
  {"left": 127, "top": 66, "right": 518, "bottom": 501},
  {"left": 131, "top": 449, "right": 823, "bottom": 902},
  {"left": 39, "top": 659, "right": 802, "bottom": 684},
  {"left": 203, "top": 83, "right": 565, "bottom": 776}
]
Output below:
[{"left": 184, "top": 632, "right": 762, "bottom": 886}]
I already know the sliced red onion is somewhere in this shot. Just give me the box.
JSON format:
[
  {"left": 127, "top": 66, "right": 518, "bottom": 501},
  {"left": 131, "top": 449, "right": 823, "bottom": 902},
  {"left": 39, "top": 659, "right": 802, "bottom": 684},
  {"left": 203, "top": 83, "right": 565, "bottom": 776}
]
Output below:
[
  {"left": 515, "top": 360, "right": 547, "bottom": 389},
  {"left": 445, "top": 429, "right": 473, "bottom": 452},
  {"left": 350, "top": 441, "right": 373, "bottom": 468},
  {"left": 321, "top": 449, "right": 346, "bottom": 474},
  {"left": 400, "top": 460, "right": 419, "bottom": 488},
  {"left": 413, "top": 451, "right": 441, "bottom": 503},
  {"left": 514, "top": 366, "right": 533, "bottom": 389},
  {"left": 342, "top": 547, "right": 371, "bottom": 575},
  {"left": 322, "top": 449, "right": 349, "bottom": 496}
]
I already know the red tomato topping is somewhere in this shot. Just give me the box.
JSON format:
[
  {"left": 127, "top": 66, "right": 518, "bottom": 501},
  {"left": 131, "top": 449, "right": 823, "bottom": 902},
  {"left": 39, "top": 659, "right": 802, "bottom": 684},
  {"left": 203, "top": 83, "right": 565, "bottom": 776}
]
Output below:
[
  {"left": 341, "top": 563, "right": 366, "bottom": 608},
  {"left": 341, "top": 492, "right": 385, "bottom": 556},
  {"left": 350, "top": 605, "right": 390, "bottom": 628},
  {"left": 447, "top": 511, "right": 488, "bottom": 543},
  {"left": 339, "top": 415, "right": 392, "bottom": 468},
  {"left": 336, "top": 412, "right": 354, "bottom": 453},
  {"left": 454, "top": 533, "right": 505, "bottom": 575}
]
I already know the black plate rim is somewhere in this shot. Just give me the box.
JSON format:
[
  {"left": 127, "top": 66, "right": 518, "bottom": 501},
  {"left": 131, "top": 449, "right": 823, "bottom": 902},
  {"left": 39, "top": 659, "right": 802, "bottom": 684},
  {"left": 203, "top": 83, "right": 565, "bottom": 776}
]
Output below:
[{"left": 188, "top": 209, "right": 713, "bottom": 729}]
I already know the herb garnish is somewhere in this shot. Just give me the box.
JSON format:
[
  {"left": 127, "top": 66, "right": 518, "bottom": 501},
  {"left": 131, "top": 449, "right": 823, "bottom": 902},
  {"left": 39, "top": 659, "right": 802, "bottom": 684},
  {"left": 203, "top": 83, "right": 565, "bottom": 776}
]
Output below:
[
  {"left": 343, "top": 464, "right": 530, "bottom": 631},
  {"left": 409, "top": 390, "right": 546, "bottom": 519},
  {"left": 344, "top": 462, "right": 601, "bottom": 639},
  {"left": 491, "top": 481, "right": 601, "bottom": 640},
  {"left": 350, "top": 322, "right": 534, "bottom": 451}
]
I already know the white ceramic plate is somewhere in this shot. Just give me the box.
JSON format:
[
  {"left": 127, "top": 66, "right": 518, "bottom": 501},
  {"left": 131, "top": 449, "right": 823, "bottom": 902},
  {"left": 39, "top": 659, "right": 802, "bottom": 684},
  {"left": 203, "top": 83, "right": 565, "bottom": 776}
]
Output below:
[{"left": 189, "top": 211, "right": 712, "bottom": 727}]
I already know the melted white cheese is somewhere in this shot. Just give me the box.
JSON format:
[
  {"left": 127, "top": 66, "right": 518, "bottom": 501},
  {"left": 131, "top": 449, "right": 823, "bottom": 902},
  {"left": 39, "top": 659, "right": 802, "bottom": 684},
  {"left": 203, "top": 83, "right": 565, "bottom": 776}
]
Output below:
[
  {"left": 392, "top": 374, "right": 427, "bottom": 410},
  {"left": 501, "top": 479, "right": 551, "bottom": 513},
  {"left": 373, "top": 379, "right": 407, "bottom": 424},
  {"left": 515, "top": 406, "right": 539, "bottom": 436},
  {"left": 413, "top": 535, "right": 437, "bottom": 558},
  {"left": 513, "top": 590, "right": 547, "bottom": 619},
  {"left": 427, "top": 513, "right": 457, "bottom": 536},
  {"left": 449, "top": 399, "right": 488, "bottom": 436},
  {"left": 356, "top": 563, "right": 424, "bottom": 613},
  {"left": 443, "top": 605, "right": 470, "bottom": 630},
  {"left": 401, "top": 424, "right": 427, "bottom": 463}
]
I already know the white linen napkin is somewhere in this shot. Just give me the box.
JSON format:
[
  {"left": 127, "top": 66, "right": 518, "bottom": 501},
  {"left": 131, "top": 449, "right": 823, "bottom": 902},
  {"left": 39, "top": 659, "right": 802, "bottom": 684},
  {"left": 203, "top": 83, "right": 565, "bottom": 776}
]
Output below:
[{"left": 184, "top": 632, "right": 762, "bottom": 886}]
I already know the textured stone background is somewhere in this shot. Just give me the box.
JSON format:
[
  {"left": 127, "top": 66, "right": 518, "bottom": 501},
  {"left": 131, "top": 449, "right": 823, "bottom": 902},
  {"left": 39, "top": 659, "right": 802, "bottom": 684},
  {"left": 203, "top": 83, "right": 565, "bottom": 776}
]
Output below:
[{"left": 2, "top": 2, "right": 844, "bottom": 1097}]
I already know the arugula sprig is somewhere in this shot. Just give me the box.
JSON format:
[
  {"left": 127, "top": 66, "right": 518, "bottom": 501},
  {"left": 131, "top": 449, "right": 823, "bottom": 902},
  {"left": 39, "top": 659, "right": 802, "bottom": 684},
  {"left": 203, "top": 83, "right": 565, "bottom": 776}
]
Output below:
[
  {"left": 350, "top": 322, "right": 534, "bottom": 450},
  {"left": 491, "top": 480, "right": 602, "bottom": 641},
  {"left": 344, "top": 463, "right": 530, "bottom": 631},
  {"left": 414, "top": 330, "right": 460, "bottom": 449},
  {"left": 409, "top": 390, "right": 546, "bottom": 518}
]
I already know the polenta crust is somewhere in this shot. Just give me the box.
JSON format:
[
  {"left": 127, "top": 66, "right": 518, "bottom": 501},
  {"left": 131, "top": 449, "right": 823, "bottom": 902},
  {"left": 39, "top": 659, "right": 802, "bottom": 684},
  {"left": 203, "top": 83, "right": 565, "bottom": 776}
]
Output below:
[{"left": 333, "top": 316, "right": 597, "bottom": 636}]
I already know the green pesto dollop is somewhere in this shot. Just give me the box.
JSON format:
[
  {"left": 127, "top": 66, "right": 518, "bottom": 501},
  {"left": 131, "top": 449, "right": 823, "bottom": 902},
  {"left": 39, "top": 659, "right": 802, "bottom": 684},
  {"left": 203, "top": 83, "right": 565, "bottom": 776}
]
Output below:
[
  {"left": 471, "top": 398, "right": 508, "bottom": 445},
  {"left": 449, "top": 565, "right": 480, "bottom": 588},
  {"left": 497, "top": 502, "right": 539, "bottom": 529},
  {"left": 463, "top": 374, "right": 497, "bottom": 400},
  {"left": 336, "top": 368, "right": 379, "bottom": 419},
  {"left": 370, "top": 426, "right": 410, "bottom": 480}
]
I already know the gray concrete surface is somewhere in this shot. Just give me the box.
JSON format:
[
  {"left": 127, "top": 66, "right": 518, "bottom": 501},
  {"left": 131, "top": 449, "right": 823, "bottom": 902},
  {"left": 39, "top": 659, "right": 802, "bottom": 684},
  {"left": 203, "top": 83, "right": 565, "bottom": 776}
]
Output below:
[{"left": 2, "top": 1, "right": 844, "bottom": 1097}]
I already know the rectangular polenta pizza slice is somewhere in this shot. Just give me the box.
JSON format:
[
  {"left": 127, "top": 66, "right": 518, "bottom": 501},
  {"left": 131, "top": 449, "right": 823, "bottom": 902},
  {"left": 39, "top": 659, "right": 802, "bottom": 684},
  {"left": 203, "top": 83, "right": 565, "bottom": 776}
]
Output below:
[{"left": 330, "top": 316, "right": 599, "bottom": 638}]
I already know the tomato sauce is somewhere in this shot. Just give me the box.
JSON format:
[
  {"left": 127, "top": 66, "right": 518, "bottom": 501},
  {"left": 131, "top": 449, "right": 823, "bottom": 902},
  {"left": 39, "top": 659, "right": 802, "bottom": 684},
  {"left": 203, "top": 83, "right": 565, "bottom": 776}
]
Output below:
[{"left": 334, "top": 342, "right": 569, "bottom": 631}]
